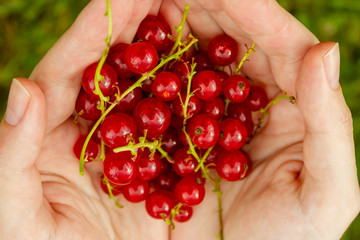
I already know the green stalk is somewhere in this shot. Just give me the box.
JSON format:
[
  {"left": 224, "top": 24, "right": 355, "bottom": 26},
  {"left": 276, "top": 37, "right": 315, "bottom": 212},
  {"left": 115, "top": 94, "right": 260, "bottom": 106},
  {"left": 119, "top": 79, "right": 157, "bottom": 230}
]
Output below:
[
  {"left": 235, "top": 42, "right": 256, "bottom": 74},
  {"left": 168, "top": 4, "right": 190, "bottom": 57}
]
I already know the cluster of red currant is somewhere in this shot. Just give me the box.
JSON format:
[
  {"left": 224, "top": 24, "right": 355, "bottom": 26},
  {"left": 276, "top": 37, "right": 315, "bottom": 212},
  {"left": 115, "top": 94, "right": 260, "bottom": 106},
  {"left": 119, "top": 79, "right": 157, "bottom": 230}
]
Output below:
[{"left": 72, "top": 5, "right": 270, "bottom": 229}]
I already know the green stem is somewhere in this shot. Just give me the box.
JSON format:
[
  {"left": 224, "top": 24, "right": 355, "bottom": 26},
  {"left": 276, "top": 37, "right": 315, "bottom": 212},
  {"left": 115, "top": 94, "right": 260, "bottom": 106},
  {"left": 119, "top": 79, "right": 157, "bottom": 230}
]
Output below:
[
  {"left": 168, "top": 4, "right": 190, "bottom": 57},
  {"left": 213, "top": 174, "right": 223, "bottom": 240},
  {"left": 156, "top": 145, "right": 173, "bottom": 162},
  {"left": 113, "top": 141, "right": 158, "bottom": 153},
  {"left": 195, "top": 146, "right": 214, "bottom": 172},
  {"left": 103, "top": 176, "right": 123, "bottom": 208},
  {"left": 235, "top": 42, "right": 256, "bottom": 74},
  {"left": 224, "top": 98, "right": 230, "bottom": 116}
]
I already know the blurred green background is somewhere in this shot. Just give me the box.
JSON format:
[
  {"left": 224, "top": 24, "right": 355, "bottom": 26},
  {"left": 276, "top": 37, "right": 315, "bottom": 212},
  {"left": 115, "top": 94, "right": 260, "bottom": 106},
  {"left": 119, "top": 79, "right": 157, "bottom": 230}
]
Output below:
[{"left": 0, "top": 0, "right": 359, "bottom": 238}]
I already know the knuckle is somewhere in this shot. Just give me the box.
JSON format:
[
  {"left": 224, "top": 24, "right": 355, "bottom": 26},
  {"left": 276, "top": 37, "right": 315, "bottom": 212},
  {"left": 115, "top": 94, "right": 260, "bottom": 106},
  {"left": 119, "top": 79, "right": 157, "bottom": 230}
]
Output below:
[{"left": 338, "top": 106, "right": 353, "bottom": 131}]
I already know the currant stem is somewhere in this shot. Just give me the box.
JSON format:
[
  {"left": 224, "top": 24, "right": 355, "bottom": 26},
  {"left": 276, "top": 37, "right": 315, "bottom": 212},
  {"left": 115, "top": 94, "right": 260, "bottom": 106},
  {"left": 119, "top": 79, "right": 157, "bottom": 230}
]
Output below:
[
  {"left": 113, "top": 141, "right": 158, "bottom": 154},
  {"left": 103, "top": 176, "right": 123, "bottom": 208},
  {"left": 182, "top": 62, "right": 197, "bottom": 125},
  {"left": 256, "top": 92, "right": 296, "bottom": 125},
  {"left": 168, "top": 4, "right": 190, "bottom": 57},
  {"left": 235, "top": 42, "right": 256, "bottom": 74},
  {"left": 166, "top": 202, "right": 183, "bottom": 231},
  {"left": 156, "top": 145, "right": 173, "bottom": 162},
  {"left": 194, "top": 146, "right": 214, "bottom": 172},
  {"left": 213, "top": 173, "right": 224, "bottom": 240},
  {"left": 224, "top": 98, "right": 230, "bottom": 116}
]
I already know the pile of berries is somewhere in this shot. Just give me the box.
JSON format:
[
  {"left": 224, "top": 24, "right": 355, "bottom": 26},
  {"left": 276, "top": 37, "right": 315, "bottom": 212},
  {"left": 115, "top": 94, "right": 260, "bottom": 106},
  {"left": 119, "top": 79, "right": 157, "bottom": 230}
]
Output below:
[{"left": 73, "top": 12, "right": 269, "bottom": 225}]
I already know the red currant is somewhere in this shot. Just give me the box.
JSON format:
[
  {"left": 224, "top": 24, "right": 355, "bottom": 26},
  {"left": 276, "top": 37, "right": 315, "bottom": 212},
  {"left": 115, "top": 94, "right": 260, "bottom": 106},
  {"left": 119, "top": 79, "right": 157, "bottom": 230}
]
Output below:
[
  {"left": 174, "top": 205, "right": 193, "bottom": 222},
  {"left": 188, "top": 114, "right": 220, "bottom": 149},
  {"left": 100, "top": 113, "right": 137, "bottom": 148},
  {"left": 73, "top": 135, "right": 99, "bottom": 162},
  {"left": 152, "top": 71, "right": 181, "bottom": 101},
  {"left": 192, "top": 70, "right": 222, "bottom": 100},
  {"left": 106, "top": 43, "right": 135, "bottom": 79},
  {"left": 137, "top": 148, "right": 162, "bottom": 181},
  {"left": 174, "top": 176, "right": 205, "bottom": 206},
  {"left": 145, "top": 190, "right": 176, "bottom": 219},
  {"left": 172, "top": 148, "right": 197, "bottom": 177},
  {"left": 243, "top": 85, "right": 269, "bottom": 111},
  {"left": 215, "top": 150, "right": 248, "bottom": 181},
  {"left": 218, "top": 118, "right": 247, "bottom": 150},
  {"left": 121, "top": 179, "right": 150, "bottom": 203},
  {"left": 75, "top": 89, "right": 101, "bottom": 121},
  {"left": 223, "top": 75, "right": 250, "bottom": 103},
  {"left": 124, "top": 42, "right": 158, "bottom": 74},
  {"left": 207, "top": 34, "right": 238, "bottom": 66}
]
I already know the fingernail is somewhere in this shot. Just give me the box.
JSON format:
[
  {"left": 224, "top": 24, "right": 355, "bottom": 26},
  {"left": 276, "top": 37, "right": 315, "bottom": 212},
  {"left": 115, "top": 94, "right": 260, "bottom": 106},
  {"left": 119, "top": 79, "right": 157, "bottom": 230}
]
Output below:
[
  {"left": 5, "top": 78, "right": 31, "bottom": 126},
  {"left": 323, "top": 42, "right": 340, "bottom": 90}
]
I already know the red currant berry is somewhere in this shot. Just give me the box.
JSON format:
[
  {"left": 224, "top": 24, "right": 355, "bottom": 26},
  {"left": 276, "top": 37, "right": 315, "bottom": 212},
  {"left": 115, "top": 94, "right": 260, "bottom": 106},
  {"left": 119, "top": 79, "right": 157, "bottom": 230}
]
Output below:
[
  {"left": 198, "top": 144, "right": 224, "bottom": 168},
  {"left": 172, "top": 148, "right": 197, "bottom": 177},
  {"left": 227, "top": 103, "right": 254, "bottom": 137},
  {"left": 201, "top": 97, "right": 225, "bottom": 120},
  {"left": 100, "top": 113, "right": 137, "bottom": 148},
  {"left": 192, "top": 70, "right": 222, "bottom": 100},
  {"left": 169, "top": 61, "right": 190, "bottom": 90},
  {"left": 82, "top": 62, "right": 117, "bottom": 97},
  {"left": 218, "top": 118, "right": 248, "bottom": 150},
  {"left": 151, "top": 170, "right": 180, "bottom": 191},
  {"left": 124, "top": 42, "right": 158, "bottom": 74},
  {"left": 137, "top": 148, "right": 162, "bottom": 181},
  {"left": 103, "top": 151, "right": 138, "bottom": 186},
  {"left": 106, "top": 43, "right": 135, "bottom": 79},
  {"left": 223, "top": 75, "right": 250, "bottom": 103},
  {"left": 116, "top": 79, "right": 143, "bottom": 113},
  {"left": 152, "top": 71, "right": 181, "bottom": 101},
  {"left": 174, "top": 176, "right": 205, "bottom": 206},
  {"left": 215, "top": 150, "right": 249, "bottom": 181},
  {"left": 172, "top": 92, "right": 201, "bottom": 118},
  {"left": 100, "top": 175, "right": 122, "bottom": 196},
  {"left": 161, "top": 127, "right": 182, "bottom": 155},
  {"left": 145, "top": 190, "right": 176, "bottom": 219},
  {"left": 75, "top": 89, "right": 101, "bottom": 121},
  {"left": 188, "top": 114, "right": 220, "bottom": 149},
  {"left": 136, "top": 15, "right": 172, "bottom": 52},
  {"left": 121, "top": 179, "right": 150, "bottom": 203},
  {"left": 216, "top": 70, "right": 230, "bottom": 84},
  {"left": 73, "top": 135, "right": 99, "bottom": 162},
  {"left": 207, "top": 34, "right": 238, "bottom": 66},
  {"left": 174, "top": 205, "right": 193, "bottom": 223},
  {"left": 133, "top": 98, "right": 171, "bottom": 138},
  {"left": 193, "top": 53, "right": 214, "bottom": 72},
  {"left": 243, "top": 85, "right": 269, "bottom": 111}
]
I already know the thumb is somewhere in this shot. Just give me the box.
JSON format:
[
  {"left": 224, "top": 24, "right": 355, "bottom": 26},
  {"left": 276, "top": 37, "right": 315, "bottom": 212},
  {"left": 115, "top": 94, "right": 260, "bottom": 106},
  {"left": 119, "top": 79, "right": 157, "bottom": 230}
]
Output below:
[
  {"left": 296, "top": 42, "right": 360, "bottom": 235},
  {"left": 0, "top": 78, "right": 49, "bottom": 236}
]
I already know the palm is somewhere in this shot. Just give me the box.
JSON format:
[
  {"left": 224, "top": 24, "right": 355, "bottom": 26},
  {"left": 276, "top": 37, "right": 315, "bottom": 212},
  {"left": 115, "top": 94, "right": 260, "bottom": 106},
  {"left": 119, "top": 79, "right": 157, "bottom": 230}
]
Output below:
[{"left": 18, "top": 0, "right": 357, "bottom": 240}]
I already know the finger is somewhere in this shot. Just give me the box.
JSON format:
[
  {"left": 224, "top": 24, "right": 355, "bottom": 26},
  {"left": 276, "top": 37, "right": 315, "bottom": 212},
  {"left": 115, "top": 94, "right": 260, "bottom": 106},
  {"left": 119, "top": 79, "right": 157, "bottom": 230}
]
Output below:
[
  {"left": 221, "top": 0, "right": 319, "bottom": 95},
  {"left": 30, "top": 0, "right": 158, "bottom": 132},
  {"left": 0, "top": 78, "right": 53, "bottom": 237},
  {"left": 174, "top": 0, "right": 276, "bottom": 89},
  {"left": 296, "top": 42, "right": 360, "bottom": 232}
]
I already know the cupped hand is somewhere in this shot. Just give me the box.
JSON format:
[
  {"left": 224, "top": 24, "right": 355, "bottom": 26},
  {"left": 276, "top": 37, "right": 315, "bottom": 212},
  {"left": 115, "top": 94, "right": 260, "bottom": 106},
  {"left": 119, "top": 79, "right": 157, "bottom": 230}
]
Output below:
[{"left": 0, "top": 0, "right": 359, "bottom": 240}]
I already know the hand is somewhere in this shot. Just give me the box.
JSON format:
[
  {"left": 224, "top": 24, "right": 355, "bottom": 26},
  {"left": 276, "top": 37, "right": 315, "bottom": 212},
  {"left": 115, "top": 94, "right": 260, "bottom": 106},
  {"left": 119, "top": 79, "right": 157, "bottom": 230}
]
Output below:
[{"left": 0, "top": 1, "right": 359, "bottom": 240}]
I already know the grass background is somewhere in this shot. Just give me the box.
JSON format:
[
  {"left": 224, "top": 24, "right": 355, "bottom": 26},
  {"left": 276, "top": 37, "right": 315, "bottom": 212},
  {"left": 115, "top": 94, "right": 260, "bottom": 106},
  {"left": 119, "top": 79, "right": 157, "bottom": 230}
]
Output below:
[{"left": 0, "top": 0, "right": 359, "bottom": 238}]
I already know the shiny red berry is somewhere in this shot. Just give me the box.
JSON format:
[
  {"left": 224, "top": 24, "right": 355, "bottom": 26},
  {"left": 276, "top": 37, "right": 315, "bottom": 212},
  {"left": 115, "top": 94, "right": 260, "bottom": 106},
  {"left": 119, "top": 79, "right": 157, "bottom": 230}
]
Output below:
[
  {"left": 215, "top": 150, "right": 249, "bottom": 181},
  {"left": 192, "top": 70, "right": 222, "bottom": 100},
  {"left": 100, "top": 113, "right": 137, "bottom": 148},
  {"left": 169, "top": 61, "right": 191, "bottom": 90},
  {"left": 106, "top": 43, "right": 135, "bottom": 79},
  {"left": 188, "top": 114, "right": 220, "bottom": 149},
  {"left": 103, "top": 151, "right": 138, "bottom": 186},
  {"left": 145, "top": 190, "right": 176, "bottom": 219},
  {"left": 172, "top": 148, "right": 197, "bottom": 177},
  {"left": 227, "top": 103, "right": 254, "bottom": 137},
  {"left": 201, "top": 97, "right": 225, "bottom": 120},
  {"left": 124, "top": 42, "right": 158, "bottom": 74},
  {"left": 152, "top": 71, "right": 181, "bottom": 101},
  {"left": 75, "top": 89, "right": 101, "bottom": 121},
  {"left": 116, "top": 79, "right": 143, "bottom": 113},
  {"left": 73, "top": 135, "right": 99, "bottom": 162},
  {"left": 136, "top": 15, "right": 172, "bottom": 52},
  {"left": 193, "top": 53, "right": 214, "bottom": 72},
  {"left": 151, "top": 170, "right": 180, "bottom": 191},
  {"left": 223, "top": 75, "right": 250, "bottom": 103},
  {"left": 218, "top": 118, "right": 247, "bottom": 150},
  {"left": 82, "top": 62, "right": 117, "bottom": 97},
  {"left": 137, "top": 148, "right": 162, "bottom": 181},
  {"left": 133, "top": 98, "right": 171, "bottom": 138},
  {"left": 243, "top": 85, "right": 269, "bottom": 111},
  {"left": 174, "top": 205, "right": 193, "bottom": 222},
  {"left": 161, "top": 127, "right": 182, "bottom": 155},
  {"left": 207, "top": 34, "right": 238, "bottom": 66},
  {"left": 121, "top": 179, "right": 150, "bottom": 203},
  {"left": 174, "top": 176, "right": 205, "bottom": 206}
]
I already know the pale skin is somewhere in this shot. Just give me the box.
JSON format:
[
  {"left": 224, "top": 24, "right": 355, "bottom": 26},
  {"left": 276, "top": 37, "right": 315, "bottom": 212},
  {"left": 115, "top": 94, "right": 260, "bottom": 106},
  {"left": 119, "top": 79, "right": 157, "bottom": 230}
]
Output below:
[{"left": 0, "top": 0, "right": 359, "bottom": 239}]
